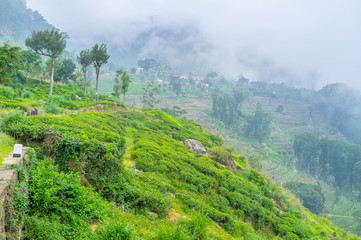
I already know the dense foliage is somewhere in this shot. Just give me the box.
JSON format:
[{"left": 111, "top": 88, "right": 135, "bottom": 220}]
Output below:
[
  {"left": 0, "top": 0, "right": 51, "bottom": 40},
  {"left": 294, "top": 132, "right": 361, "bottom": 191},
  {"left": 285, "top": 182, "right": 325, "bottom": 215},
  {"left": 314, "top": 83, "right": 361, "bottom": 145},
  {"left": 0, "top": 43, "right": 22, "bottom": 84},
  {"left": 211, "top": 90, "right": 242, "bottom": 126},
  {"left": 245, "top": 104, "right": 272, "bottom": 142}
]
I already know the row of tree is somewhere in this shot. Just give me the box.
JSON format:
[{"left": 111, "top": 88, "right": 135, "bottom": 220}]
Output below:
[
  {"left": 211, "top": 88, "right": 243, "bottom": 126},
  {"left": 314, "top": 83, "right": 361, "bottom": 145},
  {"left": 245, "top": 104, "right": 272, "bottom": 143},
  {"left": 24, "top": 28, "right": 110, "bottom": 100},
  {"left": 294, "top": 132, "right": 361, "bottom": 191},
  {"left": 285, "top": 182, "right": 325, "bottom": 215},
  {"left": 211, "top": 88, "right": 272, "bottom": 142}
]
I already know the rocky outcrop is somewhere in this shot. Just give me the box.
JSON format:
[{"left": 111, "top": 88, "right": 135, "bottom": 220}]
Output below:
[
  {"left": 185, "top": 139, "right": 207, "bottom": 156},
  {"left": 208, "top": 148, "right": 237, "bottom": 174},
  {"left": 132, "top": 168, "right": 144, "bottom": 174},
  {"left": 217, "top": 153, "right": 237, "bottom": 174}
]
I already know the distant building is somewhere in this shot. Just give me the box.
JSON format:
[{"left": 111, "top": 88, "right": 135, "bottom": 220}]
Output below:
[
  {"left": 154, "top": 78, "right": 169, "bottom": 86},
  {"left": 155, "top": 78, "right": 163, "bottom": 84},
  {"left": 193, "top": 76, "right": 205, "bottom": 81},
  {"left": 136, "top": 67, "right": 143, "bottom": 74}
]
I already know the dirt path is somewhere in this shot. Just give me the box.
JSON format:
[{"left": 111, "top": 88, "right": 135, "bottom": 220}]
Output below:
[{"left": 123, "top": 130, "right": 135, "bottom": 168}]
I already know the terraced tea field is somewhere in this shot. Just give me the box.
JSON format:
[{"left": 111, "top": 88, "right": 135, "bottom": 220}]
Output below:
[{"left": 124, "top": 92, "right": 361, "bottom": 234}]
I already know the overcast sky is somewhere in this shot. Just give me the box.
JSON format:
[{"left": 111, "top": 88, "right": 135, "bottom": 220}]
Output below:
[{"left": 26, "top": 0, "right": 361, "bottom": 90}]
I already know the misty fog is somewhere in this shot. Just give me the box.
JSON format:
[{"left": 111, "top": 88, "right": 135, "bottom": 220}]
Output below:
[{"left": 26, "top": 0, "right": 361, "bottom": 91}]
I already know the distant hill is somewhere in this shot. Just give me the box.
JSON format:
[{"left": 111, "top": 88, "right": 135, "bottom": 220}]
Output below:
[{"left": 0, "top": 0, "right": 52, "bottom": 44}]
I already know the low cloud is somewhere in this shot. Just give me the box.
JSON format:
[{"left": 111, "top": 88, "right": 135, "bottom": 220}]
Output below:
[{"left": 27, "top": 0, "right": 361, "bottom": 90}]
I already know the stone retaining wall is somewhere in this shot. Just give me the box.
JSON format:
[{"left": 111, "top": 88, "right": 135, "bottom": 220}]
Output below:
[{"left": 0, "top": 147, "right": 28, "bottom": 239}]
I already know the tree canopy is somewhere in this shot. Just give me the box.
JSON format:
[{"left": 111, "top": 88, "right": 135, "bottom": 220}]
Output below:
[
  {"left": 285, "top": 182, "right": 325, "bottom": 215},
  {"left": 25, "top": 28, "right": 67, "bottom": 95},
  {"left": 58, "top": 59, "right": 76, "bottom": 83},
  {"left": 120, "top": 70, "right": 131, "bottom": 101},
  {"left": 137, "top": 58, "right": 161, "bottom": 71},
  {"left": 0, "top": 43, "right": 22, "bottom": 85},
  {"left": 245, "top": 104, "right": 272, "bottom": 142},
  {"left": 294, "top": 133, "right": 361, "bottom": 191},
  {"left": 25, "top": 28, "right": 66, "bottom": 58},
  {"left": 142, "top": 81, "right": 159, "bottom": 108},
  {"left": 19, "top": 50, "right": 43, "bottom": 78}
]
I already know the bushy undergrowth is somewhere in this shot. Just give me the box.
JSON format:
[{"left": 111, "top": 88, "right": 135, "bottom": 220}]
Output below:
[
  {"left": 154, "top": 218, "right": 208, "bottom": 240},
  {"left": 23, "top": 150, "right": 105, "bottom": 239},
  {"left": 0, "top": 85, "right": 17, "bottom": 99}
]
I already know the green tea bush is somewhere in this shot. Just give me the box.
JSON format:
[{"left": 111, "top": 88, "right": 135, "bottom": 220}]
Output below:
[
  {"left": 152, "top": 214, "right": 210, "bottom": 240},
  {"left": 2, "top": 103, "right": 355, "bottom": 239},
  {"left": 152, "top": 223, "right": 190, "bottom": 240},
  {"left": 0, "top": 86, "right": 16, "bottom": 99},
  {"left": 182, "top": 212, "right": 210, "bottom": 239},
  {"left": 44, "top": 101, "right": 60, "bottom": 114},
  {"left": 24, "top": 216, "right": 66, "bottom": 240},
  {"left": 0, "top": 110, "right": 26, "bottom": 134},
  {"left": 22, "top": 91, "right": 34, "bottom": 99},
  {"left": 25, "top": 155, "right": 106, "bottom": 239},
  {"left": 91, "top": 221, "right": 135, "bottom": 240}
]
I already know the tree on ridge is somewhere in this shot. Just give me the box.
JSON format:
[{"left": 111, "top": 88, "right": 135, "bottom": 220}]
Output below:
[
  {"left": 77, "top": 49, "right": 92, "bottom": 95},
  {"left": 25, "top": 28, "right": 66, "bottom": 95},
  {"left": 91, "top": 43, "right": 109, "bottom": 101}
]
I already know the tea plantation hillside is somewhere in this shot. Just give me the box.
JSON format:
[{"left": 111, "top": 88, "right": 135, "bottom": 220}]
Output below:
[{"left": 0, "top": 84, "right": 359, "bottom": 239}]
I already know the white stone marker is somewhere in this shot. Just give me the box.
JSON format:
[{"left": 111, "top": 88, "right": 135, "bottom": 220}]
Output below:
[{"left": 13, "top": 144, "right": 23, "bottom": 158}]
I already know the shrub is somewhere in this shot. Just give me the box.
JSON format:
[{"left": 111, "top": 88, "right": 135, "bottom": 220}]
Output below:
[
  {"left": 0, "top": 110, "right": 26, "bottom": 134},
  {"left": 28, "top": 157, "right": 106, "bottom": 231},
  {"left": 91, "top": 221, "right": 135, "bottom": 240},
  {"left": 152, "top": 223, "right": 190, "bottom": 240},
  {"left": 44, "top": 101, "right": 60, "bottom": 114},
  {"left": 24, "top": 216, "right": 66, "bottom": 240},
  {"left": 0, "top": 86, "right": 16, "bottom": 99},
  {"left": 183, "top": 212, "right": 210, "bottom": 239}
]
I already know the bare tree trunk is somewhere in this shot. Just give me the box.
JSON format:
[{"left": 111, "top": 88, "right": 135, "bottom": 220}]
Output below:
[
  {"left": 123, "top": 92, "right": 126, "bottom": 103},
  {"left": 95, "top": 67, "right": 100, "bottom": 101},
  {"left": 49, "top": 56, "right": 55, "bottom": 96},
  {"left": 83, "top": 67, "right": 87, "bottom": 95}
]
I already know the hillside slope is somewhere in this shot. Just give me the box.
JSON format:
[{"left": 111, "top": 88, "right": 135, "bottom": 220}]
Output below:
[
  {"left": 0, "top": 83, "right": 359, "bottom": 239},
  {"left": 124, "top": 88, "right": 361, "bottom": 234},
  {"left": 0, "top": 0, "right": 52, "bottom": 44}
]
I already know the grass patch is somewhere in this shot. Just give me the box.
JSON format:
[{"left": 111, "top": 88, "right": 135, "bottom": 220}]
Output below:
[{"left": 0, "top": 133, "right": 16, "bottom": 164}]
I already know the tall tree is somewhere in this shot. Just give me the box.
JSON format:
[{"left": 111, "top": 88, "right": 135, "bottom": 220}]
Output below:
[
  {"left": 19, "top": 50, "right": 42, "bottom": 78},
  {"left": 77, "top": 49, "right": 92, "bottom": 94},
  {"left": 170, "top": 75, "right": 182, "bottom": 99},
  {"left": 293, "top": 132, "right": 320, "bottom": 173},
  {"left": 25, "top": 28, "right": 66, "bottom": 95},
  {"left": 58, "top": 59, "right": 76, "bottom": 84},
  {"left": 91, "top": 43, "right": 109, "bottom": 101},
  {"left": 112, "top": 69, "right": 122, "bottom": 98},
  {"left": 120, "top": 70, "right": 131, "bottom": 102},
  {"left": 142, "top": 81, "right": 159, "bottom": 108},
  {"left": 0, "top": 43, "right": 22, "bottom": 85},
  {"left": 245, "top": 104, "right": 272, "bottom": 142}
]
